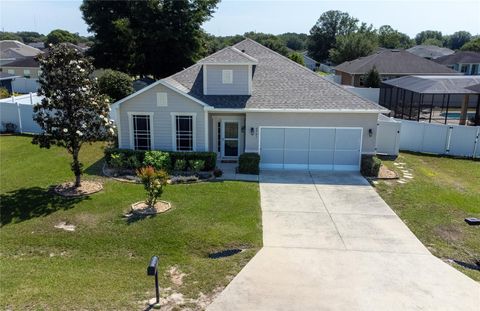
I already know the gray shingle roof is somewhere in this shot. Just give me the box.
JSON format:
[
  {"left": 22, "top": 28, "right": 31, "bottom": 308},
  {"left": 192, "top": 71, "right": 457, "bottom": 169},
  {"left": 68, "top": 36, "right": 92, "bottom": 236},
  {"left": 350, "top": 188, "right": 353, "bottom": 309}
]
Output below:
[
  {"left": 165, "top": 39, "right": 385, "bottom": 111},
  {"left": 434, "top": 51, "right": 480, "bottom": 65},
  {"left": 382, "top": 75, "right": 480, "bottom": 94},
  {"left": 199, "top": 46, "right": 258, "bottom": 64},
  {"left": 335, "top": 49, "right": 458, "bottom": 75},
  {"left": 2, "top": 56, "right": 39, "bottom": 68},
  {"left": 0, "top": 40, "right": 43, "bottom": 59},
  {"left": 406, "top": 45, "right": 454, "bottom": 59}
]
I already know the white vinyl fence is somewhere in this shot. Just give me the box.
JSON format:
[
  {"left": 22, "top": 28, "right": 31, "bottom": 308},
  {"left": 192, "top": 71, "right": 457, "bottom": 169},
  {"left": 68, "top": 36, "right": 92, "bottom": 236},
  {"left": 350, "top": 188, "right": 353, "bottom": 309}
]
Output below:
[
  {"left": 12, "top": 78, "right": 40, "bottom": 94},
  {"left": 376, "top": 116, "right": 401, "bottom": 156},
  {"left": 398, "top": 120, "right": 480, "bottom": 158},
  {"left": 0, "top": 94, "right": 43, "bottom": 133}
]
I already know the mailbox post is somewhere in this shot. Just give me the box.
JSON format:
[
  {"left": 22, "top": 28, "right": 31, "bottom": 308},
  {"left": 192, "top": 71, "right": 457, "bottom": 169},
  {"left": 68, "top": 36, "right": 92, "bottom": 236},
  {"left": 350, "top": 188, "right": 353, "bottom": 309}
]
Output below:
[{"left": 147, "top": 256, "right": 160, "bottom": 304}]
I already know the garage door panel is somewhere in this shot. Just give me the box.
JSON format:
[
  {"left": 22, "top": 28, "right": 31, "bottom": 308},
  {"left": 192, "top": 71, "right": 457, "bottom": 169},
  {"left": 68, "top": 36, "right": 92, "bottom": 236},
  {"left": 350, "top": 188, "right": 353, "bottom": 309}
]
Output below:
[
  {"left": 285, "top": 128, "right": 309, "bottom": 149},
  {"left": 284, "top": 150, "right": 309, "bottom": 165},
  {"left": 260, "top": 127, "right": 361, "bottom": 171},
  {"left": 261, "top": 128, "right": 284, "bottom": 149},
  {"left": 335, "top": 128, "right": 362, "bottom": 150},
  {"left": 310, "top": 128, "right": 335, "bottom": 149}
]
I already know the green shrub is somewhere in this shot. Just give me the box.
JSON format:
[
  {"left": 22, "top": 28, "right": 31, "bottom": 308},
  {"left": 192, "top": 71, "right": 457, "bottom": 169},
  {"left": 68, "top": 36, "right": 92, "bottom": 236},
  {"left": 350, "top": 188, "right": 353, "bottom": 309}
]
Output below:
[
  {"left": 238, "top": 153, "right": 260, "bottom": 175},
  {"left": 104, "top": 148, "right": 216, "bottom": 171},
  {"left": 125, "top": 155, "right": 141, "bottom": 169},
  {"left": 361, "top": 155, "right": 381, "bottom": 177},
  {"left": 174, "top": 159, "right": 187, "bottom": 171},
  {"left": 109, "top": 153, "right": 124, "bottom": 168},
  {"left": 189, "top": 160, "right": 205, "bottom": 173},
  {"left": 143, "top": 151, "right": 171, "bottom": 171},
  {"left": 213, "top": 168, "right": 223, "bottom": 178},
  {"left": 169, "top": 152, "right": 217, "bottom": 171}
]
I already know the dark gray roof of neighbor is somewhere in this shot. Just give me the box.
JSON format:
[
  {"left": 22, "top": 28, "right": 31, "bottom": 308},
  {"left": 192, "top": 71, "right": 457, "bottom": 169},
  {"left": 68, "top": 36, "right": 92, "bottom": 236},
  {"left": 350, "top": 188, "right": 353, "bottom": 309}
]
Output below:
[
  {"left": 382, "top": 75, "right": 480, "bottom": 94},
  {"left": 2, "top": 56, "right": 39, "bottom": 68},
  {"left": 434, "top": 51, "right": 480, "bottom": 65},
  {"left": 406, "top": 45, "right": 454, "bottom": 59},
  {"left": 335, "top": 49, "right": 458, "bottom": 75},
  {"left": 199, "top": 46, "right": 258, "bottom": 64},
  {"left": 164, "top": 39, "right": 385, "bottom": 111}
]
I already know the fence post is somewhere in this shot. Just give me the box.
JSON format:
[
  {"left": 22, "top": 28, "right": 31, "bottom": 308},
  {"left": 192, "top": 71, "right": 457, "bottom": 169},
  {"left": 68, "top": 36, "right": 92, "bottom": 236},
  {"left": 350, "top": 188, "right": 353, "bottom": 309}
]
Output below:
[
  {"left": 445, "top": 126, "right": 453, "bottom": 154},
  {"left": 473, "top": 127, "right": 480, "bottom": 159},
  {"left": 16, "top": 102, "right": 23, "bottom": 134}
]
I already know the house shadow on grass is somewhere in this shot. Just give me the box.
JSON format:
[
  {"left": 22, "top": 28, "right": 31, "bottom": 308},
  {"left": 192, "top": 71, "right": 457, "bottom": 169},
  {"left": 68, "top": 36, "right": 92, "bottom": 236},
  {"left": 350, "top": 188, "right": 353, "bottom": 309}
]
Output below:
[
  {"left": 123, "top": 213, "right": 157, "bottom": 225},
  {"left": 0, "top": 187, "right": 88, "bottom": 226},
  {"left": 84, "top": 158, "right": 105, "bottom": 177}
]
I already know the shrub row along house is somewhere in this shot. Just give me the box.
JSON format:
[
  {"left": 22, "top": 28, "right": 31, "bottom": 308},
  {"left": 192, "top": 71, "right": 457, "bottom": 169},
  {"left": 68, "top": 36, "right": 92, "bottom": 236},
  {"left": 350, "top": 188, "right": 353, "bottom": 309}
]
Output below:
[{"left": 112, "top": 39, "right": 387, "bottom": 171}]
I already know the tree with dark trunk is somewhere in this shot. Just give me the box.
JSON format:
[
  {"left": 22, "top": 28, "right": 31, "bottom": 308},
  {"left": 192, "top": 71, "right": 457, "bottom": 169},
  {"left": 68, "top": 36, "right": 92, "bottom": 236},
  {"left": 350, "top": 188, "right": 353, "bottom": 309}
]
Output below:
[{"left": 32, "top": 44, "right": 114, "bottom": 187}]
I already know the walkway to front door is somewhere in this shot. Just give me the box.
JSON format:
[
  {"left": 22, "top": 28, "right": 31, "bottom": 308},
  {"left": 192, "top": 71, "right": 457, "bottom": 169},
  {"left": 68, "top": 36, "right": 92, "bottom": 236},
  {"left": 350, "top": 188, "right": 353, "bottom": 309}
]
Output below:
[{"left": 207, "top": 171, "right": 479, "bottom": 310}]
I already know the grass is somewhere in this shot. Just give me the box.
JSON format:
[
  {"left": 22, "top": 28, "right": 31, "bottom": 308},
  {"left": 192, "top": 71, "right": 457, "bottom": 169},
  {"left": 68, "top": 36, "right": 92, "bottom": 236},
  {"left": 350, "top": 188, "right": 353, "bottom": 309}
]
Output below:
[
  {"left": 0, "top": 135, "right": 262, "bottom": 310},
  {"left": 375, "top": 152, "right": 480, "bottom": 281}
]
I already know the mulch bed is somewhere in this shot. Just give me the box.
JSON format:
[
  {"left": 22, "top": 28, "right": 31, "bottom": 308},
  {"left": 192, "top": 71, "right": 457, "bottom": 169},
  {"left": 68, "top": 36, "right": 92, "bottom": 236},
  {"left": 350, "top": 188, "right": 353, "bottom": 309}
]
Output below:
[
  {"left": 129, "top": 200, "right": 172, "bottom": 215},
  {"left": 54, "top": 181, "right": 103, "bottom": 197},
  {"left": 377, "top": 165, "right": 398, "bottom": 179}
]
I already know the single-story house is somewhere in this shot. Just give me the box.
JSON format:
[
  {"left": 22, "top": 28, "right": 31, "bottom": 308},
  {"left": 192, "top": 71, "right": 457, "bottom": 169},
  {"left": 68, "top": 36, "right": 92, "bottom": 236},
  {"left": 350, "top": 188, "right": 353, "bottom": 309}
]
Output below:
[
  {"left": 434, "top": 51, "right": 480, "bottom": 76},
  {"left": 406, "top": 45, "right": 454, "bottom": 60},
  {"left": 0, "top": 57, "right": 41, "bottom": 79},
  {"left": 379, "top": 75, "right": 480, "bottom": 126},
  {"left": 334, "top": 49, "right": 459, "bottom": 87},
  {"left": 0, "top": 72, "right": 19, "bottom": 93},
  {"left": 112, "top": 39, "right": 388, "bottom": 171}
]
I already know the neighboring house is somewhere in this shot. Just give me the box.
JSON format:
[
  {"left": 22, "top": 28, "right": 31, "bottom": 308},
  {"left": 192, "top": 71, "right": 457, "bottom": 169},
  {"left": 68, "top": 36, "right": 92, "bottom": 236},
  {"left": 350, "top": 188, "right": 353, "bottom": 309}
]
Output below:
[
  {"left": 0, "top": 40, "right": 43, "bottom": 65},
  {"left": 434, "top": 51, "right": 480, "bottom": 75},
  {"left": 334, "top": 49, "right": 459, "bottom": 87},
  {"left": 379, "top": 75, "right": 480, "bottom": 125},
  {"left": 406, "top": 45, "right": 454, "bottom": 60},
  {"left": 0, "top": 57, "right": 41, "bottom": 79},
  {"left": 112, "top": 39, "right": 388, "bottom": 171},
  {"left": 0, "top": 72, "right": 19, "bottom": 93},
  {"left": 27, "top": 42, "right": 47, "bottom": 51},
  {"left": 302, "top": 52, "right": 318, "bottom": 71}
]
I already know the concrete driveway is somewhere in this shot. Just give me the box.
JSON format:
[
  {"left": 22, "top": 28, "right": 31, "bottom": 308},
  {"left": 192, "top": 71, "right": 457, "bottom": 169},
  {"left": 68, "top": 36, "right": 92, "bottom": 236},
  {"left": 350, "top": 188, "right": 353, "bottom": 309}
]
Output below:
[{"left": 208, "top": 171, "right": 479, "bottom": 311}]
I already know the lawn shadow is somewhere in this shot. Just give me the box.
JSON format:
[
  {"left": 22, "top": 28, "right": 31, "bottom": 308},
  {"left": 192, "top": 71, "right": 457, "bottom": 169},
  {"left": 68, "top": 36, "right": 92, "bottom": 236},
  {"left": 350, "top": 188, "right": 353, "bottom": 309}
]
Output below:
[
  {"left": 0, "top": 187, "right": 88, "bottom": 226},
  {"left": 123, "top": 213, "right": 157, "bottom": 225},
  {"left": 84, "top": 158, "right": 105, "bottom": 177}
]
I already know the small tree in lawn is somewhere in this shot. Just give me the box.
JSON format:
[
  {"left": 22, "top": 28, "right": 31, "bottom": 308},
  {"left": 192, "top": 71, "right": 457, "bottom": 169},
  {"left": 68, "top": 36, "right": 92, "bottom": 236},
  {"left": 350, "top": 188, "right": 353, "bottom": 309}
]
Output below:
[
  {"left": 33, "top": 43, "right": 115, "bottom": 187},
  {"left": 137, "top": 166, "right": 168, "bottom": 208},
  {"left": 363, "top": 66, "right": 381, "bottom": 88}
]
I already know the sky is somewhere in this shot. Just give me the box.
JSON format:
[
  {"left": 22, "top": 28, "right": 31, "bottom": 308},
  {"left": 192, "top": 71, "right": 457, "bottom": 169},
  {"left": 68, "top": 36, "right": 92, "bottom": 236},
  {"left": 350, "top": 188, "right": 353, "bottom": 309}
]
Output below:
[{"left": 1, "top": 0, "right": 479, "bottom": 38}]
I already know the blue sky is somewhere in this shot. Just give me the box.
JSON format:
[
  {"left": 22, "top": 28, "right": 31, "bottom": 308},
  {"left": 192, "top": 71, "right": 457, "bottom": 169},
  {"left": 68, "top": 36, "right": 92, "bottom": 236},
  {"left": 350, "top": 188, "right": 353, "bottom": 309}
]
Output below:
[{"left": 1, "top": 0, "right": 479, "bottom": 37}]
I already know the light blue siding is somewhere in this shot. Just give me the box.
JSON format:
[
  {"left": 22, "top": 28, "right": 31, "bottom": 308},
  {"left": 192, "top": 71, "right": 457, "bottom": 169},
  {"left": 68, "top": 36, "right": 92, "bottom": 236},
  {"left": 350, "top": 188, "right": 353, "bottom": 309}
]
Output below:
[
  {"left": 118, "top": 83, "right": 206, "bottom": 151},
  {"left": 206, "top": 65, "right": 249, "bottom": 95}
]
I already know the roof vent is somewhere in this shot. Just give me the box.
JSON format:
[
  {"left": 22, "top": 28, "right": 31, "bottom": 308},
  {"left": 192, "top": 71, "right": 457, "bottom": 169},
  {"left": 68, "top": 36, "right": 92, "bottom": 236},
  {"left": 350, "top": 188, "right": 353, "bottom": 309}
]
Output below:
[
  {"left": 391, "top": 49, "right": 400, "bottom": 52},
  {"left": 241, "top": 49, "right": 246, "bottom": 53}
]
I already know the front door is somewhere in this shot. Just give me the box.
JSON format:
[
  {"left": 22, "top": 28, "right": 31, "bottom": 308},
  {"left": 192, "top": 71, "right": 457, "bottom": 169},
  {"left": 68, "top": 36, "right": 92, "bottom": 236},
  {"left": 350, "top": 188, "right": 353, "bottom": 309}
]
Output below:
[{"left": 221, "top": 121, "right": 240, "bottom": 158}]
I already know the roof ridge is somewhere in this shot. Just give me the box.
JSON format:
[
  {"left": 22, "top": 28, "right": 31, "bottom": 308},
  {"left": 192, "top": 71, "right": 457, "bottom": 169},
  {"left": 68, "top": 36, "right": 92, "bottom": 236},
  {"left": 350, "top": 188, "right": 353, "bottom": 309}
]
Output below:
[{"left": 234, "top": 38, "right": 383, "bottom": 108}]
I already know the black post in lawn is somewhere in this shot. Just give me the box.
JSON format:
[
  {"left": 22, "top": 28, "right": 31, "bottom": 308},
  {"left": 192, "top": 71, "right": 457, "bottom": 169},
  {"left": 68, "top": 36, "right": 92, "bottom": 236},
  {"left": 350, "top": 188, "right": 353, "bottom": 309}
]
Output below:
[{"left": 147, "top": 256, "right": 160, "bottom": 304}]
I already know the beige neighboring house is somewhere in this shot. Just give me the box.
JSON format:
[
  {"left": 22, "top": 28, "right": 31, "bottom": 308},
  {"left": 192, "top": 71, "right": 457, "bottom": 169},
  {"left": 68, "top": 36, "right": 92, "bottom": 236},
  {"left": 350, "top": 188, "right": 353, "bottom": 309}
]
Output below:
[
  {"left": 0, "top": 40, "right": 43, "bottom": 65},
  {"left": 0, "top": 57, "right": 41, "bottom": 79},
  {"left": 334, "top": 49, "right": 459, "bottom": 87}
]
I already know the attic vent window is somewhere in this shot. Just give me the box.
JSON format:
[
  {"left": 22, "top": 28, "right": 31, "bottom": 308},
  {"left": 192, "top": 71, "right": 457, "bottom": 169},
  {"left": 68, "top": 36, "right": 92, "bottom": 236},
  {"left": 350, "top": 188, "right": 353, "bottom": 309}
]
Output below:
[
  {"left": 156, "top": 92, "right": 168, "bottom": 107},
  {"left": 222, "top": 69, "right": 233, "bottom": 84}
]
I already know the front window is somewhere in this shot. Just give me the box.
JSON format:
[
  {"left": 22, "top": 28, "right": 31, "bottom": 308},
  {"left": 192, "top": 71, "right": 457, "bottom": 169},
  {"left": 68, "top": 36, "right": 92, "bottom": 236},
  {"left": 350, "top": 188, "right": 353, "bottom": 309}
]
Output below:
[
  {"left": 460, "top": 64, "right": 468, "bottom": 73},
  {"left": 132, "top": 115, "right": 151, "bottom": 150},
  {"left": 175, "top": 115, "right": 193, "bottom": 151}
]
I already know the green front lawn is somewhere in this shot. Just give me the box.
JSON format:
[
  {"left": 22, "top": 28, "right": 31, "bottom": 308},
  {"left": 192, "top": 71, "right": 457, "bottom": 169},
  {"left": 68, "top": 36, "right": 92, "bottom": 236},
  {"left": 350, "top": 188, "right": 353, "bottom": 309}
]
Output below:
[
  {"left": 375, "top": 153, "right": 480, "bottom": 281},
  {"left": 0, "top": 136, "right": 262, "bottom": 310}
]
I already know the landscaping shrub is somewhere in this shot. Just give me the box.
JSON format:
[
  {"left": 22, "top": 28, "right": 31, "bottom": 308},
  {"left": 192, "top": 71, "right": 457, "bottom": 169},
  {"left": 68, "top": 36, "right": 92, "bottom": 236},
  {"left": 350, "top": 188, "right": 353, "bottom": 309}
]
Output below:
[
  {"left": 2, "top": 122, "right": 17, "bottom": 133},
  {"left": 189, "top": 160, "right": 205, "bottom": 173},
  {"left": 361, "top": 155, "right": 381, "bottom": 177},
  {"left": 213, "top": 168, "right": 223, "bottom": 178},
  {"left": 143, "top": 151, "right": 171, "bottom": 171},
  {"left": 109, "top": 153, "right": 124, "bottom": 169},
  {"left": 125, "top": 155, "right": 141, "bottom": 169},
  {"left": 136, "top": 166, "right": 168, "bottom": 207},
  {"left": 174, "top": 159, "right": 187, "bottom": 171},
  {"left": 238, "top": 153, "right": 260, "bottom": 175},
  {"left": 104, "top": 148, "right": 216, "bottom": 171},
  {"left": 170, "top": 152, "right": 217, "bottom": 171}
]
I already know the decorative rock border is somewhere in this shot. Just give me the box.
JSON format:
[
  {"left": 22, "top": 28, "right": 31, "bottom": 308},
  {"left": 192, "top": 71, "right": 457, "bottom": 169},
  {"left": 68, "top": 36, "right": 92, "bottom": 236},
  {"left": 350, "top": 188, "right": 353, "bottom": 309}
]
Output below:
[
  {"left": 53, "top": 181, "right": 103, "bottom": 197},
  {"left": 129, "top": 200, "right": 172, "bottom": 215},
  {"left": 102, "top": 163, "right": 140, "bottom": 183}
]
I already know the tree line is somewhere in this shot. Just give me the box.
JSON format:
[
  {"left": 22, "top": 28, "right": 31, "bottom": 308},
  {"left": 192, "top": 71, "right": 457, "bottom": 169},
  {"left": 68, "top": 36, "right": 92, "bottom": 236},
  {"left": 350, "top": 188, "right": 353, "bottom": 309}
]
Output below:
[{"left": 2, "top": 3, "right": 479, "bottom": 81}]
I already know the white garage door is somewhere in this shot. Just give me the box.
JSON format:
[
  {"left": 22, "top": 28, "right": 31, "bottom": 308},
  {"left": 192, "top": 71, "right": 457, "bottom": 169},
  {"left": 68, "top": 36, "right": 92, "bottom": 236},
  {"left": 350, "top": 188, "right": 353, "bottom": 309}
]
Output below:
[{"left": 260, "top": 127, "right": 362, "bottom": 171}]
